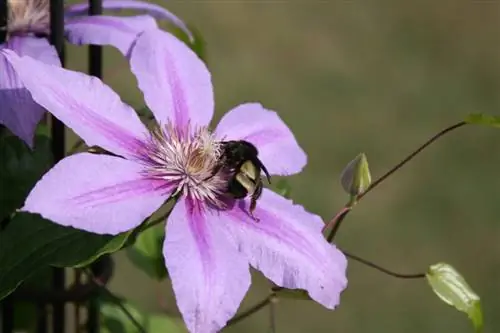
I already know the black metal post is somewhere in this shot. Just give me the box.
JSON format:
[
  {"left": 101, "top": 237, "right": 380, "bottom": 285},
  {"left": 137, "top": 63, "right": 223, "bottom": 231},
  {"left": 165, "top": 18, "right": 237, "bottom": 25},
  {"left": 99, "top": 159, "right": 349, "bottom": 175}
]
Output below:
[
  {"left": 0, "top": 0, "right": 6, "bottom": 43},
  {"left": 87, "top": 1, "right": 103, "bottom": 332},
  {"left": 88, "top": 0, "right": 103, "bottom": 78},
  {"left": 49, "top": 1, "right": 66, "bottom": 333}
]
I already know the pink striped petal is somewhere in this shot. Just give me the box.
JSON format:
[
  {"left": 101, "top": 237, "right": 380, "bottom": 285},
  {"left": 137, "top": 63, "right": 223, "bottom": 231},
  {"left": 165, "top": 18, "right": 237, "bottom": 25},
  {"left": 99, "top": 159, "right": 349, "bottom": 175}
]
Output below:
[
  {"left": 164, "top": 197, "right": 250, "bottom": 333},
  {"left": 130, "top": 29, "right": 213, "bottom": 130},
  {"left": 65, "top": 15, "right": 157, "bottom": 55},
  {"left": 23, "top": 153, "right": 172, "bottom": 235},
  {"left": 0, "top": 37, "right": 59, "bottom": 147},
  {"left": 1, "top": 50, "right": 148, "bottom": 158},
  {"left": 215, "top": 103, "right": 307, "bottom": 176},
  {"left": 221, "top": 189, "right": 348, "bottom": 309}
]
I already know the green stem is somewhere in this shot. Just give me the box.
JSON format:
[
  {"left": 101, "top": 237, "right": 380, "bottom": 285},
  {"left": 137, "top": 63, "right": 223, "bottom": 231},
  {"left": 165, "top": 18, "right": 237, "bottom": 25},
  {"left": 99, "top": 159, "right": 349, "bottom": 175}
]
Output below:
[
  {"left": 85, "top": 269, "right": 147, "bottom": 333},
  {"left": 226, "top": 294, "right": 275, "bottom": 327},
  {"left": 358, "top": 121, "right": 466, "bottom": 200},
  {"left": 328, "top": 121, "right": 467, "bottom": 241},
  {"left": 324, "top": 205, "right": 351, "bottom": 242},
  {"left": 342, "top": 249, "right": 426, "bottom": 279}
]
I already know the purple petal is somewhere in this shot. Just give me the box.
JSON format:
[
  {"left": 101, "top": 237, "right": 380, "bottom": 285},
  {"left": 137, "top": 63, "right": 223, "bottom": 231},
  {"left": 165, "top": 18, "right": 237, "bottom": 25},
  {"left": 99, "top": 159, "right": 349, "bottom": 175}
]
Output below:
[
  {"left": 0, "top": 37, "right": 60, "bottom": 147},
  {"left": 65, "top": 15, "right": 157, "bottom": 56},
  {"left": 215, "top": 103, "right": 307, "bottom": 176},
  {"left": 65, "top": 0, "right": 193, "bottom": 42},
  {"left": 5, "top": 37, "right": 61, "bottom": 66},
  {"left": 221, "top": 189, "right": 347, "bottom": 309},
  {"left": 1, "top": 50, "right": 149, "bottom": 158},
  {"left": 23, "top": 153, "right": 171, "bottom": 235},
  {"left": 164, "top": 197, "right": 250, "bottom": 333},
  {"left": 130, "top": 29, "right": 214, "bottom": 131}
]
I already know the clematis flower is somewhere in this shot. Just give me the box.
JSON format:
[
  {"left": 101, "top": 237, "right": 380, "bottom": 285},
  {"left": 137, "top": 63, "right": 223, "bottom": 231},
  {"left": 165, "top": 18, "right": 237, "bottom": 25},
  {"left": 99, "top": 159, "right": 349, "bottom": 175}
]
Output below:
[
  {"left": 2, "top": 29, "right": 347, "bottom": 333},
  {"left": 0, "top": 0, "right": 190, "bottom": 147}
]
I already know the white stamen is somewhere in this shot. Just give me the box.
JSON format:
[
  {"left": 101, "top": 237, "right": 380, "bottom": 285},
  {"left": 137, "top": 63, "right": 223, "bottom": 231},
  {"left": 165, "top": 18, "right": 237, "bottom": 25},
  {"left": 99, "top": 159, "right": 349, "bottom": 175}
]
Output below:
[
  {"left": 140, "top": 122, "right": 228, "bottom": 208},
  {"left": 6, "top": 0, "right": 50, "bottom": 35}
]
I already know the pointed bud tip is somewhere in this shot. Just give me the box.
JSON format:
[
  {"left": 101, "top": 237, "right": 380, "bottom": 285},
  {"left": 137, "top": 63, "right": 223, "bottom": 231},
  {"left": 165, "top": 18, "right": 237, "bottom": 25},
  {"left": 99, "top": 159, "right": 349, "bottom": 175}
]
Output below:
[{"left": 340, "top": 153, "right": 372, "bottom": 197}]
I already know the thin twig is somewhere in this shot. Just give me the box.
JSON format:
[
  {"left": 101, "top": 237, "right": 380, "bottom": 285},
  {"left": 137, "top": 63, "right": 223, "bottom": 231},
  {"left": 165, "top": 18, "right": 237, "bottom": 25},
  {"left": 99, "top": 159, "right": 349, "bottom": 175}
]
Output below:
[
  {"left": 324, "top": 206, "right": 351, "bottom": 242},
  {"left": 342, "top": 249, "right": 426, "bottom": 279},
  {"left": 226, "top": 295, "right": 274, "bottom": 327},
  {"left": 358, "top": 121, "right": 466, "bottom": 200},
  {"left": 84, "top": 269, "right": 147, "bottom": 333},
  {"left": 327, "top": 121, "right": 467, "bottom": 241}
]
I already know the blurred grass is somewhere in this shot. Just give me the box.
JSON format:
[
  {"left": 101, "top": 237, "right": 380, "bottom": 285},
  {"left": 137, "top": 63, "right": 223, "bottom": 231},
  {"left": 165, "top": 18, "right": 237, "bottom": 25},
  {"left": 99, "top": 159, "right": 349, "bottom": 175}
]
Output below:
[{"left": 64, "top": 1, "right": 500, "bottom": 332}]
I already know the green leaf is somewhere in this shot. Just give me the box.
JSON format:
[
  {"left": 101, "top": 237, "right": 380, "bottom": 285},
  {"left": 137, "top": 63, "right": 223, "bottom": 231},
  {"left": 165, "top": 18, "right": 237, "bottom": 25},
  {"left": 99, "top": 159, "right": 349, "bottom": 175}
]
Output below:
[
  {"left": 100, "top": 300, "right": 186, "bottom": 333},
  {"left": 340, "top": 153, "right": 371, "bottom": 197},
  {"left": 35, "top": 124, "right": 50, "bottom": 137},
  {"left": 169, "top": 24, "right": 207, "bottom": 64},
  {"left": 465, "top": 113, "right": 500, "bottom": 128},
  {"left": 126, "top": 223, "right": 167, "bottom": 280},
  {"left": 426, "top": 262, "right": 483, "bottom": 333},
  {"left": 0, "top": 134, "right": 52, "bottom": 220},
  {"left": 0, "top": 212, "right": 132, "bottom": 301},
  {"left": 274, "top": 179, "right": 292, "bottom": 199},
  {"left": 13, "top": 302, "right": 38, "bottom": 332}
]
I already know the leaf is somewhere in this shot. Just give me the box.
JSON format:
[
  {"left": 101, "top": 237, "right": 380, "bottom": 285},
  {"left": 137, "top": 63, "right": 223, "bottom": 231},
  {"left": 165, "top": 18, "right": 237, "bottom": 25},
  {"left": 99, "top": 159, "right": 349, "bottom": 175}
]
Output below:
[
  {"left": 0, "top": 212, "right": 132, "bottom": 301},
  {"left": 426, "top": 262, "right": 483, "bottom": 333},
  {"left": 340, "top": 153, "right": 371, "bottom": 197},
  {"left": 100, "top": 299, "right": 186, "bottom": 333},
  {"left": 274, "top": 179, "right": 292, "bottom": 199},
  {"left": 13, "top": 302, "right": 38, "bottom": 332},
  {"left": 126, "top": 223, "right": 167, "bottom": 281},
  {"left": 0, "top": 134, "right": 52, "bottom": 220},
  {"left": 465, "top": 113, "right": 500, "bottom": 128},
  {"left": 169, "top": 24, "right": 206, "bottom": 64}
]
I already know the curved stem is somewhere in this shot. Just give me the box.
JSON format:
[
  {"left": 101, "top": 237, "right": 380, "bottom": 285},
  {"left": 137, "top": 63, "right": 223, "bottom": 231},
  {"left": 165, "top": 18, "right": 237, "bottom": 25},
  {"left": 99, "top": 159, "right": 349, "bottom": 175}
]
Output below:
[
  {"left": 358, "top": 121, "right": 466, "bottom": 200},
  {"left": 328, "top": 121, "right": 467, "bottom": 241},
  {"left": 342, "top": 249, "right": 425, "bottom": 279},
  {"left": 85, "top": 269, "right": 147, "bottom": 333},
  {"left": 226, "top": 294, "right": 274, "bottom": 327},
  {"left": 325, "top": 206, "right": 351, "bottom": 242}
]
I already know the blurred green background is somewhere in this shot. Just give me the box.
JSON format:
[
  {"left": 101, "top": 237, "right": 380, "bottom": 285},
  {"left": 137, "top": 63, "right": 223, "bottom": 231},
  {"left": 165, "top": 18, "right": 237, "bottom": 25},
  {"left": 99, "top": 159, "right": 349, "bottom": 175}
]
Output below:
[{"left": 64, "top": 1, "right": 500, "bottom": 332}]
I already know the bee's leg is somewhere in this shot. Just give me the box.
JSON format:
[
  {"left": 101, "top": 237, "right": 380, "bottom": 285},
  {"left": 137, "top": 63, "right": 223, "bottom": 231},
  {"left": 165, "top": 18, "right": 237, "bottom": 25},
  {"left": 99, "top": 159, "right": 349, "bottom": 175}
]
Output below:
[
  {"left": 260, "top": 162, "right": 272, "bottom": 184},
  {"left": 249, "top": 182, "right": 263, "bottom": 222}
]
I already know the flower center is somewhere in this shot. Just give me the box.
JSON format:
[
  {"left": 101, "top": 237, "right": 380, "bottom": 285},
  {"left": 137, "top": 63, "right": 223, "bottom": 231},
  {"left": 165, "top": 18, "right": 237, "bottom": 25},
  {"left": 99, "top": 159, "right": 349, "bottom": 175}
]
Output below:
[
  {"left": 140, "top": 122, "right": 229, "bottom": 208},
  {"left": 6, "top": 0, "right": 50, "bottom": 36}
]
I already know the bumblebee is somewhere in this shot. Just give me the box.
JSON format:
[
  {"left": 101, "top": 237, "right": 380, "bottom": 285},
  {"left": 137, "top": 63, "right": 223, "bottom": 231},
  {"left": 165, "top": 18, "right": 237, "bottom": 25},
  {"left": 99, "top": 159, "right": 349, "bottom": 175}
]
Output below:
[{"left": 209, "top": 140, "right": 271, "bottom": 220}]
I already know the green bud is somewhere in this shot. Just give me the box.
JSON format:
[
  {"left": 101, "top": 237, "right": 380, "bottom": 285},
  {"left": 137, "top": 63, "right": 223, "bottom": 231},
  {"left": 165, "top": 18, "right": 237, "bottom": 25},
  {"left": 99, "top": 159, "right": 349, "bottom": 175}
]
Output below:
[{"left": 340, "top": 153, "right": 371, "bottom": 197}]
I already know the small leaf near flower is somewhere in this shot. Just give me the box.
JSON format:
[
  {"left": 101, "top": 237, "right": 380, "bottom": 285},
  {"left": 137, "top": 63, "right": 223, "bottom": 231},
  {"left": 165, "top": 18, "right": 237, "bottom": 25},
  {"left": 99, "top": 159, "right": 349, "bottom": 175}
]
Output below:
[
  {"left": 465, "top": 113, "right": 500, "bottom": 128},
  {"left": 0, "top": 134, "right": 52, "bottom": 221},
  {"left": 168, "top": 24, "right": 206, "bottom": 64},
  {"left": 126, "top": 223, "right": 167, "bottom": 281},
  {"left": 426, "top": 262, "right": 483, "bottom": 333},
  {"left": 274, "top": 179, "right": 292, "bottom": 199},
  {"left": 100, "top": 299, "right": 186, "bottom": 333},
  {"left": 0, "top": 212, "right": 132, "bottom": 301},
  {"left": 340, "top": 153, "right": 371, "bottom": 197}
]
